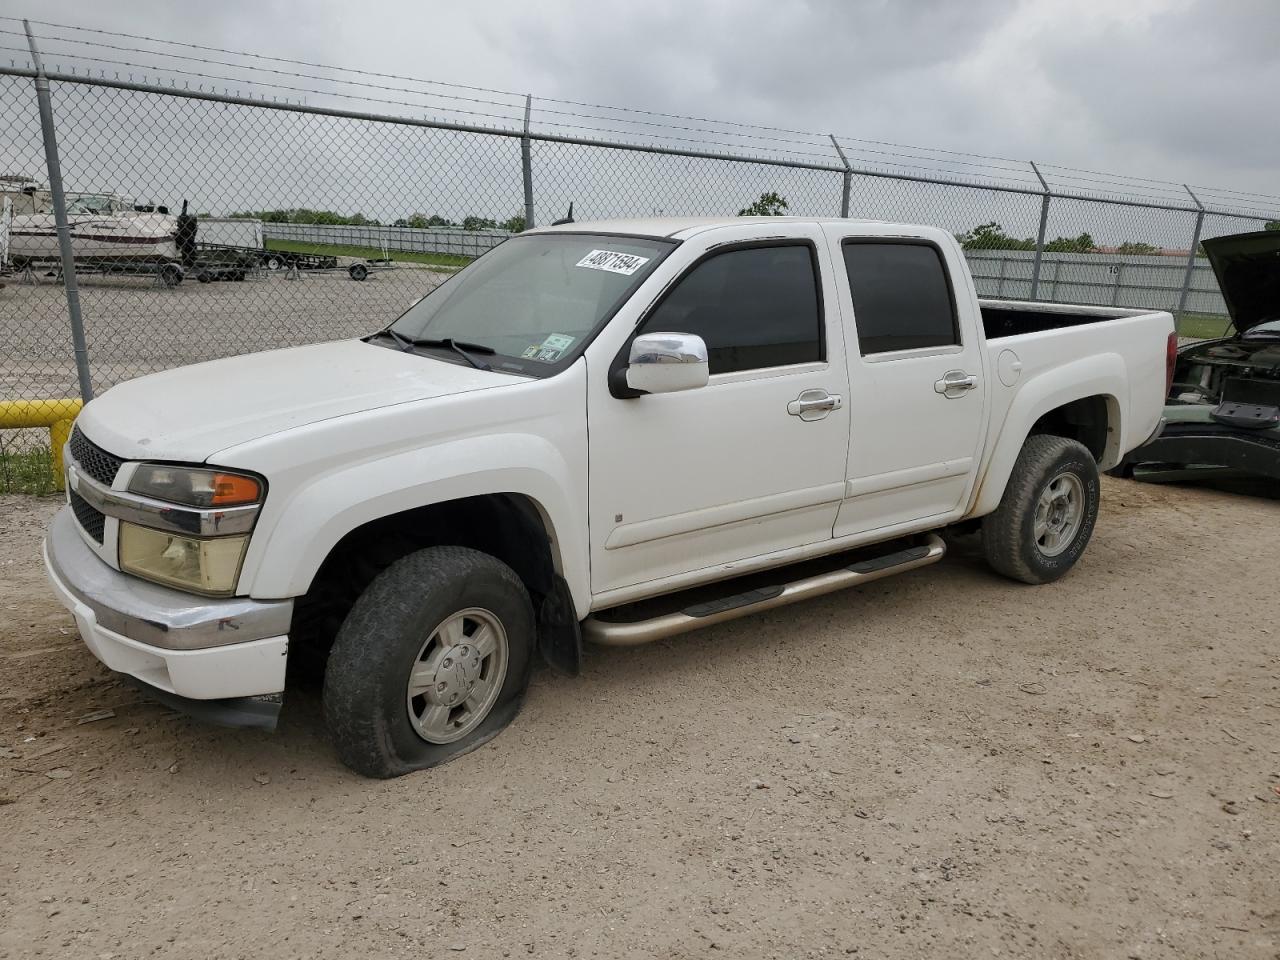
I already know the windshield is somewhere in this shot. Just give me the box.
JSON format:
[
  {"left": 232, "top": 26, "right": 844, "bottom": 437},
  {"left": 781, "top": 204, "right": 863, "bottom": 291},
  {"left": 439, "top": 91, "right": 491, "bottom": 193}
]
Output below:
[
  {"left": 386, "top": 233, "right": 673, "bottom": 376},
  {"left": 1243, "top": 318, "right": 1280, "bottom": 339},
  {"left": 64, "top": 195, "right": 120, "bottom": 215}
]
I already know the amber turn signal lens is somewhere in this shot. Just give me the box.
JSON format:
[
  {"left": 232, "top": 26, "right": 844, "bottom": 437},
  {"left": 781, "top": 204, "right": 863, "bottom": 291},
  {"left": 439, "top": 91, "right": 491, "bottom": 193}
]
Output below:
[{"left": 211, "top": 472, "right": 262, "bottom": 506}]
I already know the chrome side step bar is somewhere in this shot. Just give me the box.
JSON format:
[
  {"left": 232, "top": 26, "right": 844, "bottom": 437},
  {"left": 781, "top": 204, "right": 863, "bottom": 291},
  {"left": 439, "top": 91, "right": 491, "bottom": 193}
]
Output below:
[{"left": 584, "top": 533, "right": 946, "bottom": 647}]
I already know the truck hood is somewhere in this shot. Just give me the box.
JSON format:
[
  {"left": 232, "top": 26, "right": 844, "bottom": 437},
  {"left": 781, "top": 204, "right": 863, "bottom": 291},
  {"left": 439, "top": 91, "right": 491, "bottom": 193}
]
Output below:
[
  {"left": 1202, "top": 231, "right": 1280, "bottom": 334},
  {"left": 76, "top": 339, "right": 515, "bottom": 463}
]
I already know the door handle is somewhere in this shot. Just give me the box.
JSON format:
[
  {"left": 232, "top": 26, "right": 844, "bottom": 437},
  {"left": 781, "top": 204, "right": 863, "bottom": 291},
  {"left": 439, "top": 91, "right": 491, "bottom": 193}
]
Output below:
[
  {"left": 934, "top": 370, "right": 978, "bottom": 398},
  {"left": 788, "top": 389, "right": 843, "bottom": 421}
]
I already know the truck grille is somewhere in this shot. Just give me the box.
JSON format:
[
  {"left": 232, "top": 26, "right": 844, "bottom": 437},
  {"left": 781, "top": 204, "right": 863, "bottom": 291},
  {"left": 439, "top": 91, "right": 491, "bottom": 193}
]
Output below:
[
  {"left": 69, "top": 488, "right": 106, "bottom": 543},
  {"left": 69, "top": 426, "right": 125, "bottom": 487}
]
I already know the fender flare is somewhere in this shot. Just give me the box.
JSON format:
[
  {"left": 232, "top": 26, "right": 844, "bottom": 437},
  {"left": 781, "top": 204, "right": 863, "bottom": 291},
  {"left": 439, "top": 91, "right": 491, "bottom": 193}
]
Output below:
[
  {"left": 970, "top": 353, "right": 1127, "bottom": 517},
  {"left": 240, "top": 433, "right": 590, "bottom": 618}
]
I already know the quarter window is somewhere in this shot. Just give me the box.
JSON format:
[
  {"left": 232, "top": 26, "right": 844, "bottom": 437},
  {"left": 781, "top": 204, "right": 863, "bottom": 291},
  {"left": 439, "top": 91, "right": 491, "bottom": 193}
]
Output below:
[
  {"left": 641, "top": 244, "right": 823, "bottom": 374},
  {"left": 842, "top": 242, "right": 959, "bottom": 355}
]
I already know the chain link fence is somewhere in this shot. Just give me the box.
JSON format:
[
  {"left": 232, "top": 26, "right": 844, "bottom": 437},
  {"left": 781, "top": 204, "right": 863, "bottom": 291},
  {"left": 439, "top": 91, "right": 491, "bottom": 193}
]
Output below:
[{"left": 1, "top": 50, "right": 1277, "bottom": 491}]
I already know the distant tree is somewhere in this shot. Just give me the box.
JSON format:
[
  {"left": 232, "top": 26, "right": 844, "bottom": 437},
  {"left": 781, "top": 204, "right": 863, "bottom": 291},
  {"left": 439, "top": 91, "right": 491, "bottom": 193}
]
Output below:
[
  {"left": 738, "top": 191, "right": 789, "bottom": 217},
  {"left": 499, "top": 214, "right": 526, "bottom": 232},
  {"left": 1115, "top": 241, "right": 1160, "bottom": 255},
  {"left": 226, "top": 208, "right": 380, "bottom": 226},
  {"left": 396, "top": 213, "right": 457, "bottom": 228},
  {"left": 462, "top": 216, "right": 498, "bottom": 231},
  {"left": 1266, "top": 221, "right": 1280, "bottom": 231},
  {"left": 956, "top": 222, "right": 1035, "bottom": 251},
  {"left": 1044, "top": 232, "right": 1096, "bottom": 253}
]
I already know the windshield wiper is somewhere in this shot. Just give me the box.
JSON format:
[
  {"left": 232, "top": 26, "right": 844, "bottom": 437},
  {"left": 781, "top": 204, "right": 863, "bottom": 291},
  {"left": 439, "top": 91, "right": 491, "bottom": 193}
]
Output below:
[
  {"left": 376, "top": 328, "right": 415, "bottom": 351},
  {"left": 371, "top": 331, "right": 495, "bottom": 370},
  {"left": 411, "top": 337, "right": 495, "bottom": 371}
]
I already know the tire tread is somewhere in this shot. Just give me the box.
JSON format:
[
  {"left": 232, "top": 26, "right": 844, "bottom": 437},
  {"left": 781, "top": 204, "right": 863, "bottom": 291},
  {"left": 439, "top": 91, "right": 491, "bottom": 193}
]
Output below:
[
  {"left": 982, "top": 434, "right": 1098, "bottom": 585},
  {"left": 323, "top": 546, "right": 532, "bottom": 778}
]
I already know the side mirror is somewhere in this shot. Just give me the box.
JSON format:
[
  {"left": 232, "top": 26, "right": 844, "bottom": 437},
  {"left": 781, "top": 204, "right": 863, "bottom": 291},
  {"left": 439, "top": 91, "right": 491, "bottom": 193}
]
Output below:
[{"left": 625, "top": 332, "right": 709, "bottom": 395}]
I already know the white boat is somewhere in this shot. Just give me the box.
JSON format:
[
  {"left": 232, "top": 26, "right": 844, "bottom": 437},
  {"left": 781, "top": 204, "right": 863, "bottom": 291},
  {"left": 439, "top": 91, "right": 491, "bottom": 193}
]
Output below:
[{"left": 9, "top": 193, "right": 179, "bottom": 265}]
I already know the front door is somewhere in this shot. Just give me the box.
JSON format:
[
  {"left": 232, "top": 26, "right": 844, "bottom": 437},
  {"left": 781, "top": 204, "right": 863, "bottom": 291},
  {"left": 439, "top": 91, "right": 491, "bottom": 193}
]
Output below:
[{"left": 586, "top": 227, "right": 851, "bottom": 599}]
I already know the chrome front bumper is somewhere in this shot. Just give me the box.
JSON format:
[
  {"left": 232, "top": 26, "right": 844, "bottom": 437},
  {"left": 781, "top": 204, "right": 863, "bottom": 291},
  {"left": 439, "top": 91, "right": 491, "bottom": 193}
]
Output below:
[{"left": 44, "top": 506, "right": 292, "bottom": 702}]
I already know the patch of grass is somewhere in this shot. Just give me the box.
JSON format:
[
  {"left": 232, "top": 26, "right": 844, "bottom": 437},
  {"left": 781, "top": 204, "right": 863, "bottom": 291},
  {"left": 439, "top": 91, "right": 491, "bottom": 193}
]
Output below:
[
  {"left": 0, "top": 445, "right": 59, "bottom": 495},
  {"left": 264, "top": 238, "right": 473, "bottom": 270},
  {"left": 1175, "top": 312, "right": 1233, "bottom": 340}
]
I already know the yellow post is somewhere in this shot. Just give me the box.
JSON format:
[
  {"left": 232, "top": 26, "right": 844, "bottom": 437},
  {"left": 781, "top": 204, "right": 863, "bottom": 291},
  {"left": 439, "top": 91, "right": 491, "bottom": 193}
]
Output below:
[
  {"left": 50, "top": 417, "right": 75, "bottom": 483},
  {"left": 0, "top": 398, "right": 84, "bottom": 490}
]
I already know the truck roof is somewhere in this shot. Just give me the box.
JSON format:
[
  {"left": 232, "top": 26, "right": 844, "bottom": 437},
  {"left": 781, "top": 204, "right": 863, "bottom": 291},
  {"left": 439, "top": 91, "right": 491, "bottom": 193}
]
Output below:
[{"left": 528, "top": 216, "right": 901, "bottom": 241}]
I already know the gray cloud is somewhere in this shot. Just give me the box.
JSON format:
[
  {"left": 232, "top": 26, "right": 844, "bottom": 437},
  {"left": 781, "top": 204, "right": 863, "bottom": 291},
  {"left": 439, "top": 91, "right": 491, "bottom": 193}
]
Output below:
[{"left": 15, "top": 0, "right": 1280, "bottom": 208}]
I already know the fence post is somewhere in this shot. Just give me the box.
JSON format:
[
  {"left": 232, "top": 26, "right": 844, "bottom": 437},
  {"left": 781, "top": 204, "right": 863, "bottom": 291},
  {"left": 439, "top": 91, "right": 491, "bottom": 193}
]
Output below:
[
  {"left": 1029, "top": 160, "right": 1050, "bottom": 302},
  {"left": 829, "top": 135, "right": 852, "bottom": 218},
  {"left": 23, "top": 20, "right": 93, "bottom": 402},
  {"left": 1177, "top": 184, "right": 1205, "bottom": 316},
  {"left": 521, "top": 95, "right": 535, "bottom": 230}
]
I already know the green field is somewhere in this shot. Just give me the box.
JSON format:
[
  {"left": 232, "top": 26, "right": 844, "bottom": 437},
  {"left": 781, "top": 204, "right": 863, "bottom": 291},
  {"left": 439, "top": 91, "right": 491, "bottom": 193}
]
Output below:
[
  {"left": 0, "top": 445, "right": 59, "bottom": 496},
  {"left": 1175, "top": 313, "right": 1233, "bottom": 340},
  {"left": 264, "top": 238, "right": 471, "bottom": 270}
]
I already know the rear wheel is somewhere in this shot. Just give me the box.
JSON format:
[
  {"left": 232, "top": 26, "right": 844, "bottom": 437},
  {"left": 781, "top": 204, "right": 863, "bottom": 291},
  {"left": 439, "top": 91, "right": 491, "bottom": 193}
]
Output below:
[
  {"left": 323, "top": 546, "right": 534, "bottom": 778},
  {"left": 982, "top": 435, "right": 1099, "bottom": 584},
  {"left": 348, "top": 262, "right": 369, "bottom": 281}
]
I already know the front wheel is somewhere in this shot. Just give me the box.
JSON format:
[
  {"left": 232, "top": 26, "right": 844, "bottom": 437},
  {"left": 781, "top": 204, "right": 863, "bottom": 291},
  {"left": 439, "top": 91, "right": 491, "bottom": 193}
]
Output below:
[
  {"left": 982, "top": 435, "right": 1100, "bottom": 584},
  {"left": 323, "top": 546, "right": 534, "bottom": 778}
]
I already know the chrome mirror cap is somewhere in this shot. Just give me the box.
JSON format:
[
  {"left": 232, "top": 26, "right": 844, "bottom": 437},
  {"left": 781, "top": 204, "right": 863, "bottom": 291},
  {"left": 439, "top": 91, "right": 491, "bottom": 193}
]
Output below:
[{"left": 625, "top": 332, "right": 710, "bottom": 394}]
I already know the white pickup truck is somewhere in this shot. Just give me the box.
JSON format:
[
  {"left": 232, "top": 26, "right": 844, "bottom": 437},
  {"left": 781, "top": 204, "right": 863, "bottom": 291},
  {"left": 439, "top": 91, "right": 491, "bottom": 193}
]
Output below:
[{"left": 44, "top": 217, "right": 1174, "bottom": 777}]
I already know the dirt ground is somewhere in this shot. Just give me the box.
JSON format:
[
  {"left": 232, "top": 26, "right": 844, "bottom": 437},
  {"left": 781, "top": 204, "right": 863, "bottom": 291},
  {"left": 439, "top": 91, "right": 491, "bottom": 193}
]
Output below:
[{"left": 1, "top": 478, "right": 1277, "bottom": 960}]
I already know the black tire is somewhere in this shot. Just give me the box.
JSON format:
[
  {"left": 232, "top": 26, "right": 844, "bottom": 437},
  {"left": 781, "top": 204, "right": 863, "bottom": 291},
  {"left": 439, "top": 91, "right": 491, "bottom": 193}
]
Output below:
[
  {"left": 159, "top": 263, "right": 183, "bottom": 287},
  {"left": 196, "top": 271, "right": 212, "bottom": 283},
  {"left": 264, "top": 255, "right": 283, "bottom": 271},
  {"left": 348, "top": 263, "right": 369, "bottom": 281},
  {"left": 323, "top": 546, "right": 534, "bottom": 778},
  {"left": 982, "top": 435, "right": 1100, "bottom": 585}
]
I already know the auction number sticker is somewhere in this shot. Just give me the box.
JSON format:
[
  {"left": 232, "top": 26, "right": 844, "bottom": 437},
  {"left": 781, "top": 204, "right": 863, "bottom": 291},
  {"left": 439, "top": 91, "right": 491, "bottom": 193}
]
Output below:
[{"left": 575, "top": 249, "right": 651, "bottom": 276}]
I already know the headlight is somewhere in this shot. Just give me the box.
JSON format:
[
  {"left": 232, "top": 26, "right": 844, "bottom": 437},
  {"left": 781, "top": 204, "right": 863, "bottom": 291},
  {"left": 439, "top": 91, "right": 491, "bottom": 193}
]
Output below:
[
  {"left": 118, "top": 523, "right": 249, "bottom": 597},
  {"left": 129, "top": 464, "right": 262, "bottom": 508}
]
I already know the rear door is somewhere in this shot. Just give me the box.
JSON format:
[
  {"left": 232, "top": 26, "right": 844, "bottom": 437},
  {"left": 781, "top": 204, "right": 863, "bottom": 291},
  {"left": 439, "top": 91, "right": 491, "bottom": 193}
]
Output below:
[{"left": 826, "top": 230, "right": 988, "bottom": 537}]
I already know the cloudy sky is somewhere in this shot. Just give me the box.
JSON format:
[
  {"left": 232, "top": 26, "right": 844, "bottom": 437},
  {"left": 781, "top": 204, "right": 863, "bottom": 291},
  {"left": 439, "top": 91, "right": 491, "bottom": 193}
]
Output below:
[
  {"left": 16, "top": 0, "right": 1277, "bottom": 200},
  {"left": 5, "top": 0, "right": 1277, "bottom": 236}
]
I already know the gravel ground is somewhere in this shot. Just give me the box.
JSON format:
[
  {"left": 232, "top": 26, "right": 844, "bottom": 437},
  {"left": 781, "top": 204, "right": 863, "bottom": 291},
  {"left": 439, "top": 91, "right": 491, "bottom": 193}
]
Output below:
[
  {"left": 1, "top": 478, "right": 1277, "bottom": 960},
  {"left": 0, "top": 265, "right": 449, "bottom": 402}
]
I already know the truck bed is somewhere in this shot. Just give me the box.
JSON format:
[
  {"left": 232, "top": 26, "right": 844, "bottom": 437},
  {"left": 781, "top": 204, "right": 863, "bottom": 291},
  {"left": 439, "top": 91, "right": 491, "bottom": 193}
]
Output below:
[{"left": 980, "top": 299, "right": 1148, "bottom": 340}]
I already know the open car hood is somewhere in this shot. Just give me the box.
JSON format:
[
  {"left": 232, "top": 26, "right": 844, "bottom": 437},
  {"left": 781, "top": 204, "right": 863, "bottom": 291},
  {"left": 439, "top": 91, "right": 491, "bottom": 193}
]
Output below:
[{"left": 1202, "top": 231, "right": 1280, "bottom": 334}]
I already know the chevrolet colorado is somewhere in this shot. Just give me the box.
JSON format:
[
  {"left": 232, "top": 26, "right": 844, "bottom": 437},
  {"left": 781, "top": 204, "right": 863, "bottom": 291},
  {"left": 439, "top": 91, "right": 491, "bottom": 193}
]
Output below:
[{"left": 43, "top": 217, "right": 1174, "bottom": 777}]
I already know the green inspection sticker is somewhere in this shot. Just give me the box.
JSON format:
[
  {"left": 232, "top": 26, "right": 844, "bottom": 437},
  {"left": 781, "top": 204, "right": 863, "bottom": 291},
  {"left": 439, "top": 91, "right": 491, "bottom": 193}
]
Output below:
[{"left": 524, "top": 333, "right": 576, "bottom": 363}]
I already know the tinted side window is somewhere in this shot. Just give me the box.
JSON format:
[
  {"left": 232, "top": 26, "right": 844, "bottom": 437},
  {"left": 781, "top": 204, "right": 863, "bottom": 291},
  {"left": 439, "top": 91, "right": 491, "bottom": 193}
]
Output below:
[
  {"left": 642, "top": 245, "right": 822, "bottom": 374},
  {"left": 842, "top": 242, "right": 958, "bottom": 355}
]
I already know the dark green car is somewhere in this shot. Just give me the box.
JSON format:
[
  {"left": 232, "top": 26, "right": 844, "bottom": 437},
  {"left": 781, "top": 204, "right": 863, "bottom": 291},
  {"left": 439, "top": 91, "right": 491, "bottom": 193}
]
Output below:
[{"left": 1121, "top": 230, "right": 1280, "bottom": 481}]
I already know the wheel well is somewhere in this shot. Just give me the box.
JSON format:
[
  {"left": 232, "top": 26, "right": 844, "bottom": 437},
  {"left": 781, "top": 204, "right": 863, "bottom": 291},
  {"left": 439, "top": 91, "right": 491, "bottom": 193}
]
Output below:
[
  {"left": 291, "top": 494, "right": 559, "bottom": 659},
  {"left": 1030, "top": 394, "right": 1115, "bottom": 462}
]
